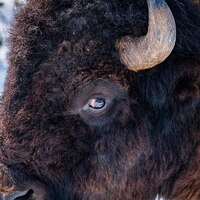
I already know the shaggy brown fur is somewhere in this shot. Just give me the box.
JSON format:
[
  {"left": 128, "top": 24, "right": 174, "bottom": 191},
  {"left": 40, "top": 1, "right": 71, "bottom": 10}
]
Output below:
[{"left": 0, "top": 0, "right": 200, "bottom": 199}]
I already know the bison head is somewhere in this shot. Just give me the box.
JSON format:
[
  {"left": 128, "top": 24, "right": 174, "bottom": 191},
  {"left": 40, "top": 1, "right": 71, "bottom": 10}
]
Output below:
[{"left": 0, "top": 0, "right": 199, "bottom": 200}]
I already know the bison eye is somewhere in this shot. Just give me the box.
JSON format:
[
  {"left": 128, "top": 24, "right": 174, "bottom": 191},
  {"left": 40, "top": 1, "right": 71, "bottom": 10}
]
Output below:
[
  {"left": 70, "top": 79, "right": 129, "bottom": 125},
  {"left": 83, "top": 97, "right": 110, "bottom": 112},
  {"left": 89, "top": 98, "right": 106, "bottom": 109}
]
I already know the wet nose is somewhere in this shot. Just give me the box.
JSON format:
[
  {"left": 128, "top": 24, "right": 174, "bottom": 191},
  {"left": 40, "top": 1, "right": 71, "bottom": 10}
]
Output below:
[{"left": 2, "top": 190, "right": 33, "bottom": 200}]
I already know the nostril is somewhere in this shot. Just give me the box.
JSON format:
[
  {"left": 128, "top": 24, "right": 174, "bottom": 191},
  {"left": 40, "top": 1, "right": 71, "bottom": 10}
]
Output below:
[{"left": 3, "top": 189, "right": 34, "bottom": 200}]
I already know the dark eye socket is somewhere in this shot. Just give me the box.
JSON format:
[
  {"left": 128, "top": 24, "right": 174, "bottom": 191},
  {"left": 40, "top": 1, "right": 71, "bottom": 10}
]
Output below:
[{"left": 88, "top": 98, "right": 106, "bottom": 109}]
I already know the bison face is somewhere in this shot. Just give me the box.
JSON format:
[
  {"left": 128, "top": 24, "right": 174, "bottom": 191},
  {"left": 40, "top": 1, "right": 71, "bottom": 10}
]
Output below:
[
  {"left": 1, "top": 35, "right": 155, "bottom": 199},
  {"left": 1, "top": 0, "right": 200, "bottom": 199},
  {"left": 1, "top": 56, "right": 153, "bottom": 199}
]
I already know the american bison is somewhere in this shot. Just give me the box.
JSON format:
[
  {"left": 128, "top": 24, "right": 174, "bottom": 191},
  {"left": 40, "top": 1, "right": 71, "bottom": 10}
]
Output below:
[{"left": 0, "top": 0, "right": 200, "bottom": 199}]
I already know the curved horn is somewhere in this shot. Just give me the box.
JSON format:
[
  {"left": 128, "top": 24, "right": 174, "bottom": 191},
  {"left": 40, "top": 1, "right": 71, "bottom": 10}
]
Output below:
[{"left": 116, "top": 0, "right": 176, "bottom": 72}]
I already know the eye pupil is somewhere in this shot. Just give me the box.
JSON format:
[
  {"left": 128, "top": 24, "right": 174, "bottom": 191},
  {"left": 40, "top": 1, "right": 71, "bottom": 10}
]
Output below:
[{"left": 89, "top": 98, "right": 106, "bottom": 109}]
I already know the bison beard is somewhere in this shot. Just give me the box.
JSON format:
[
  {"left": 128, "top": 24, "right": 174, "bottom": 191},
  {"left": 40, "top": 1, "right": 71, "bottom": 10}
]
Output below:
[{"left": 0, "top": 0, "right": 200, "bottom": 200}]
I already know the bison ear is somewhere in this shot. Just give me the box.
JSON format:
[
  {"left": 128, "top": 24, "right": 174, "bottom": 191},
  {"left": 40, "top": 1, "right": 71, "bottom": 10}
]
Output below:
[{"left": 0, "top": 163, "right": 16, "bottom": 196}]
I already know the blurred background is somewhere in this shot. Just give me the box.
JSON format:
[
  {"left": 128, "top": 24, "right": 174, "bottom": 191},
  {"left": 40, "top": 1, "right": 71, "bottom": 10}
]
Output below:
[
  {"left": 0, "top": 0, "right": 199, "bottom": 95},
  {"left": 0, "top": 0, "right": 25, "bottom": 94}
]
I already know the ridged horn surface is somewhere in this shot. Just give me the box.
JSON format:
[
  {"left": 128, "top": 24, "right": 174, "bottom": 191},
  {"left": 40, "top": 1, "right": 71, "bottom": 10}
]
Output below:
[{"left": 116, "top": 0, "right": 176, "bottom": 72}]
